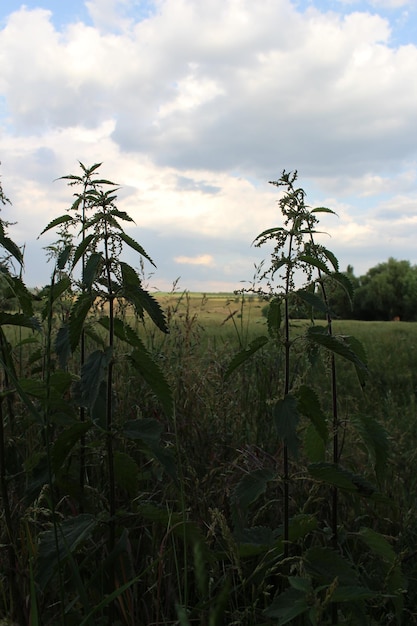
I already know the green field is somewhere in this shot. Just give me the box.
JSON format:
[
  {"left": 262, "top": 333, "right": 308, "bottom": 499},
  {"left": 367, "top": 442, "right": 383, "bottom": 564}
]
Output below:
[{"left": 2, "top": 290, "right": 417, "bottom": 624}]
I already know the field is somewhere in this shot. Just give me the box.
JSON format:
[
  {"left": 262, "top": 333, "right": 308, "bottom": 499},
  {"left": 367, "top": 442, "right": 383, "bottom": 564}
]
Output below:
[{"left": 2, "top": 290, "right": 417, "bottom": 625}]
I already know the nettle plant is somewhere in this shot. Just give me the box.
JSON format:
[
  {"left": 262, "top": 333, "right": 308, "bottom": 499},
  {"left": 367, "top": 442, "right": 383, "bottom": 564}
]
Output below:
[
  {"left": 226, "top": 171, "right": 402, "bottom": 625},
  {"left": 32, "top": 163, "right": 174, "bottom": 624}
]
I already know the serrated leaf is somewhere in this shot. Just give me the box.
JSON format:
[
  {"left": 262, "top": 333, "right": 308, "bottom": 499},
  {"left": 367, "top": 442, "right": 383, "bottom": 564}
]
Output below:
[
  {"left": 308, "top": 462, "right": 377, "bottom": 497},
  {"left": 224, "top": 335, "right": 268, "bottom": 380},
  {"left": 273, "top": 394, "right": 300, "bottom": 457},
  {"left": 350, "top": 414, "right": 389, "bottom": 480},
  {"left": 304, "top": 423, "right": 326, "bottom": 462},
  {"left": 114, "top": 451, "right": 140, "bottom": 497},
  {"left": 264, "top": 587, "right": 308, "bottom": 623},
  {"left": 123, "top": 418, "right": 163, "bottom": 445},
  {"left": 55, "top": 324, "right": 71, "bottom": 369},
  {"left": 232, "top": 468, "right": 275, "bottom": 512},
  {"left": 119, "top": 232, "right": 156, "bottom": 267},
  {"left": 311, "top": 206, "right": 337, "bottom": 216},
  {"left": 299, "top": 254, "right": 330, "bottom": 274},
  {"left": 267, "top": 298, "right": 281, "bottom": 336},
  {"left": 307, "top": 327, "right": 368, "bottom": 382},
  {"left": 57, "top": 244, "right": 73, "bottom": 270},
  {"left": 69, "top": 292, "right": 95, "bottom": 351},
  {"left": 296, "top": 384, "right": 328, "bottom": 443},
  {"left": 332, "top": 586, "right": 374, "bottom": 602},
  {"left": 0, "top": 312, "right": 39, "bottom": 331},
  {"left": 110, "top": 208, "right": 134, "bottom": 223},
  {"left": 38, "top": 214, "right": 74, "bottom": 237},
  {"left": 129, "top": 345, "right": 173, "bottom": 417},
  {"left": 0, "top": 235, "right": 23, "bottom": 264},
  {"left": 331, "top": 271, "right": 354, "bottom": 303},
  {"left": 288, "top": 576, "right": 312, "bottom": 593},
  {"left": 253, "top": 226, "right": 285, "bottom": 244},
  {"left": 235, "top": 526, "right": 276, "bottom": 547},
  {"left": 51, "top": 421, "right": 93, "bottom": 473},
  {"left": 8, "top": 275, "right": 34, "bottom": 316},
  {"left": 37, "top": 514, "right": 97, "bottom": 589},
  {"left": 120, "top": 262, "right": 168, "bottom": 332},
  {"left": 71, "top": 234, "right": 95, "bottom": 270},
  {"left": 305, "top": 546, "right": 359, "bottom": 586},
  {"left": 358, "top": 527, "right": 396, "bottom": 564},
  {"left": 82, "top": 252, "right": 103, "bottom": 289},
  {"left": 41, "top": 277, "right": 71, "bottom": 320},
  {"left": 296, "top": 288, "right": 329, "bottom": 316},
  {"left": 321, "top": 247, "right": 339, "bottom": 272},
  {"left": 73, "top": 348, "right": 112, "bottom": 409}
]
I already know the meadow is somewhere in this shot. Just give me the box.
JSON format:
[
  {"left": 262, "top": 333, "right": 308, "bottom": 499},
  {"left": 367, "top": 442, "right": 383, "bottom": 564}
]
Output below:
[
  {"left": 1, "top": 166, "right": 416, "bottom": 625},
  {"left": 2, "top": 291, "right": 417, "bottom": 625}
]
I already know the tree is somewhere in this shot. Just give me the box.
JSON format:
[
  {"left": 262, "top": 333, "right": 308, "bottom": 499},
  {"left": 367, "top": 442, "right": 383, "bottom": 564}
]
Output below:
[{"left": 353, "top": 258, "right": 417, "bottom": 321}]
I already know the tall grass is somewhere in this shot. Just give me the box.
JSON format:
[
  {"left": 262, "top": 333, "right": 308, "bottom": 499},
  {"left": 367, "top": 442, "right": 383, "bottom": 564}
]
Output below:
[{"left": 0, "top": 165, "right": 415, "bottom": 624}]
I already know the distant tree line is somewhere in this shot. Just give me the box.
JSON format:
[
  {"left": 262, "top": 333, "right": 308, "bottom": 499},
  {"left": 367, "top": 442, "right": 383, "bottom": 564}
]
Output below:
[{"left": 328, "top": 257, "right": 417, "bottom": 321}]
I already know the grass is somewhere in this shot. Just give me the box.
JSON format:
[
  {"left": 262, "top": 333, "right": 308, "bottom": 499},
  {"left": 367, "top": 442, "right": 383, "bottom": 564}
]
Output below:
[{"left": 2, "top": 290, "right": 417, "bottom": 624}]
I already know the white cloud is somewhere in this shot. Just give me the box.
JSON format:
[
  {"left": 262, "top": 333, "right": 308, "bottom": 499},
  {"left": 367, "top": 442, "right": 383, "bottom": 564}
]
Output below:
[
  {"left": 174, "top": 254, "right": 215, "bottom": 266},
  {"left": 1, "top": 0, "right": 417, "bottom": 289}
]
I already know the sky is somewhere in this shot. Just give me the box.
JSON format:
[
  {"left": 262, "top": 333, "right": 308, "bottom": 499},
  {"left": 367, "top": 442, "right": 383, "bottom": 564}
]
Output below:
[{"left": 1, "top": 0, "right": 417, "bottom": 292}]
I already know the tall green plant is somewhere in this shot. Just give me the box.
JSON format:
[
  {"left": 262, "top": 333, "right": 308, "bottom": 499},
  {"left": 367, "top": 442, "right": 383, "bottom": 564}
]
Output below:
[
  {"left": 0, "top": 166, "right": 38, "bottom": 624},
  {"left": 38, "top": 162, "right": 174, "bottom": 623},
  {"left": 226, "top": 170, "right": 396, "bottom": 624}
]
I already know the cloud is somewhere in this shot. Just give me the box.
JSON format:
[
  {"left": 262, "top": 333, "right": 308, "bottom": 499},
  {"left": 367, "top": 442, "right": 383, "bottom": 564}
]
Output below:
[
  {"left": 1, "top": 0, "right": 417, "bottom": 290},
  {"left": 174, "top": 254, "right": 215, "bottom": 266}
]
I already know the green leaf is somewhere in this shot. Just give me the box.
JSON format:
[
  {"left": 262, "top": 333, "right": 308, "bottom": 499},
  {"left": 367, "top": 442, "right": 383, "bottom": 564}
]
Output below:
[
  {"left": 304, "top": 423, "right": 326, "bottom": 463},
  {"left": 331, "top": 271, "right": 354, "bottom": 303},
  {"left": 123, "top": 418, "right": 163, "bottom": 445},
  {"left": 308, "top": 462, "right": 378, "bottom": 497},
  {"left": 296, "top": 385, "right": 328, "bottom": 443},
  {"left": 296, "top": 288, "right": 329, "bottom": 316},
  {"left": 307, "top": 327, "right": 368, "bottom": 383},
  {"left": 120, "top": 262, "right": 168, "bottom": 332},
  {"left": 119, "top": 231, "right": 156, "bottom": 267},
  {"left": 0, "top": 312, "right": 39, "bottom": 331},
  {"left": 321, "top": 247, "right": 339, "bottom": 272},
  {"left": 82, "top": 252, "right": 103, "bottom": 289},
  {"left": 267, "top": 298, "right": 281, "bottom": 336},
  {"left": 55, "top": 324, "right": 71, "bottom": 369},
  {"left": 38, "top": 214, "right": 74, "bottom": 237},
  {"left": 72, "top": 234, "right": 95, "bottom": 270},
  {"left": 273, "top": 394, "right": 300, "bottom": 457},
  {"left": 51, "top": 420, "right": 93, "bottom": 473},
  {"left": 110, "top": 208, "right": 134, "bottom": 223},
  {"left": 311, "top": 206, "right": 337, "bottom": 216},
  {"left": 129, "top": 345, "right": 173, "bottom": 417},
  {"left": 57, "top": 245, "right": 73, "bottom": 270},
  {"left": 224, "top": 335, "right": 268, "bottom": 380},
  {"left": 299, "top": 254, "right": 330, "bottom": 275},
  {"left": 264, "top": 587, "right": 308, "bottom": 623},
  {"left": 73, "top": 348, "right": 112, "bottom": 409},
  {"left": 8, "top": 275, "right": 34, "bottom": 316},
  {"left": 350, "top": 414, "right": 390, "bottom": 480},
  {"left": 114, "top": 451, "right": 140, "bottom": 497},
  {"left": 41, "top": 276, "right": 71, "bottom": 320},
  {"left": 359, "top": 527, "right": 397, "bottom": 565},
  {"left": 69, "top": 292, "right": 95, "bottom": 351},
  {"left": 99, "top": 316, "right": 142, "bottom": 348},
  {"left": 288, "top": 576, "right": 312, "bottom": 593},
  {"left": 37, "top": 514, "right": 97, "bottom": 589},
  {"left": 332, "top": 586, "right": 375, "bottom": 602},
  {"left": 148, "top": 445, "right": 177, "bottom": 482},
  {"left": 235, "top": 525, "right": 276, "bottom": 547},
  {"left": 232, "top": 468, "right": 275, "bottom": 512},
  {"left": 253, "top": 226, "right": 285, "bottom": 244},
  {"left": 304, "top": 546, "right": 359, "bottom": 586}
]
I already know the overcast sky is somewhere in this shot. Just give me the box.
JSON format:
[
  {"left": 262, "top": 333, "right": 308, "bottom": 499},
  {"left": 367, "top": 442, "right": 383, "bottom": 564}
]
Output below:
[{"left": 1, "top": 0, "right": 416, "bottom": 292}]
